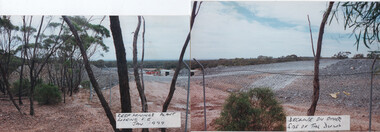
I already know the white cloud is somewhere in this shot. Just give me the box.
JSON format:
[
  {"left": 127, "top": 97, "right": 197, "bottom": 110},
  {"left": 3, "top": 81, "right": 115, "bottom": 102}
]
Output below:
[
  {"left": 237, "top": 1, "right": 353, "bottom": 34},
  {"left": 191, "top": 1, "right": 373, "bottom": 60}
]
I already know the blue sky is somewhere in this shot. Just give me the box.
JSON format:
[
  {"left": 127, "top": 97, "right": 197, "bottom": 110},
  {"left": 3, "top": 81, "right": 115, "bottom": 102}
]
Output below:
[
  {"left": 7, "top": 1, "right": 378, "bottom": 61},
  {"left": 191, "top": 1, "right": 378, "bottom": 60}
]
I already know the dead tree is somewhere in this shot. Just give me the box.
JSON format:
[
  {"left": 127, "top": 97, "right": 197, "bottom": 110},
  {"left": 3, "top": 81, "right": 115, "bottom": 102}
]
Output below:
[
  {"left": 140, "top": 16, "right": 146, "bottom": 92},
  {"left": 307, "top": 1, "right": 334, "bottom": 116},
  {"left": 162, "top": 1, "right": 201, "bottom": 112},
  {"left": 109, "top": 16, "right": 132, "bottom": 132},
  {"left": 161, "top": 1, "right": 202, "bottom": 132},
  {"left": 63, "top": 16, "right": 118, "bottom": 132},
  {"left": 132, "top": 16, "right": 148, "bottom": 113},
  {"left": 132, "top": 16, "right": 149, "bottom": 132}
]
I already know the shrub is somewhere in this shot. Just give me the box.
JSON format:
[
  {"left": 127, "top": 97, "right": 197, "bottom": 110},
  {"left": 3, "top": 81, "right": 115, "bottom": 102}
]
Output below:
[
  {"left": 257, "top": 55, "right": 273, "bottom": 60},
  {"left": 367, "top": 51, "right": 380, "bottom": 59},
  {"left": 11, "top": 79, "right": 31, "bottom": 96},
  {"left": 80, "top": 80, "right": 91, "bottom": 89},
  {"left": 34, "top": 83, "right": 62, "bottom": 105},
  {"left": 285, "top": 54, "right": 298, "bottom": 59},
  {"left": 214, "top": 87, "right": 286, "bottom": 131},
  {"left": 352, "top": 54, "right": 364, "bottom": 59},
  {"left": 332, "top": 51, "right": 351, "bottom": 59}
]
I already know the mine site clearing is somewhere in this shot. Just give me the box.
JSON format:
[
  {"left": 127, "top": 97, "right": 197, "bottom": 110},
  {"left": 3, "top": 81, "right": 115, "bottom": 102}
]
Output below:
[{"left": 190, "top": 59, "right": 380, "bottom": 131}]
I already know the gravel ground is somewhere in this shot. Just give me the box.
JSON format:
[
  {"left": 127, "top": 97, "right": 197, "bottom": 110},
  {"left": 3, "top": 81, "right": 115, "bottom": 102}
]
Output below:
[
  {"left": 277, "top": 59, "right": 380, "bottom": 112},
  {"left": 191, "top": 59, "right": 340, "bottom": 91},
  {"left": 192, "top": 59, "right": 380, "bottom": 111},
  {"left": 190, "top": 59, "right": 380, "bottom": 131}
]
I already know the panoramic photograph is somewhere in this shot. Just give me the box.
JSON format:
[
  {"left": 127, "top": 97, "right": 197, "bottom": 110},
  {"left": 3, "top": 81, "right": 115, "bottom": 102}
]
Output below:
[
  {"left": 0, "top": 15, "right": 192, "bottom": 131},
  {"left": 1, "top": 1, "right": 380, "bottom": 132},
  {"left": 190, "top": 1, "right": 380, "bottom": 131}
]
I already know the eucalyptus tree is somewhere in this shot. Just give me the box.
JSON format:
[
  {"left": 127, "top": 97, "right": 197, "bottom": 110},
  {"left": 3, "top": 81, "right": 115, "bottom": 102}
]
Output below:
[
  {"left": 17, "top": 16, "right": 36, "bottom": 105},
  {"left": 0, "top": 16, "right": 22, "bottom": 114},
  {"left": 63, "top": 16, "right": 118, "bottom": 132},
  {"left": 333, "top": 2, "right": 380, "bottom": 130},
  {"left": 335, "top": 2, "right": 380, "bottom": 48},
  {"left": 109, "top": 16, "right": 132, "bottom": 132},
  {"left": 24, "top": 16, "right": 67, "bottom": 116},
  {"left": 55, "top": 16, "right": 110, "bottom": 97}
]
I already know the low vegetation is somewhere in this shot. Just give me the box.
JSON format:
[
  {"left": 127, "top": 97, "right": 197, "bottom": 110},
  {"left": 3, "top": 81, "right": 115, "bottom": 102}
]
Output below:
[
  {"left": 34, "top": 83, "right": 62, "bottom": 105},
  {"left": 214, "top": 87, "right": 286, "bottom": 131}
]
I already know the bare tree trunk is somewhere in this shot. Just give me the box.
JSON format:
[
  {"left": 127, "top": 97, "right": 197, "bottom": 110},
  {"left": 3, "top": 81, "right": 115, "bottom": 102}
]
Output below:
[
  {"left": 74, "top": 62, "right": 83, "bottom": 92},
  {"left": 161, "top": 2, "right": 201, "bottom": 132},
  {"left": 63, "top": 64, "right": 67, "bottom": 103},
  {"left": 140, "top": 16, "right": 146, "bottom": 91},
  {"left": 0, "top": 17, "right": 22, "bottom": 114},
  {"left": 18, "top": 16, "right": 29, "bottom": 105},
  {"left": 132, "top": 16, "right": 149, "bottom": 132},
  {"left": 109, "top": 16, "right": 132, "bottom": 132},
  {"left": 162, "top": 1, "right": 199, "bottom": 112},
  {"left": 132, "top": 16, "right": 148, "bottom": 112},
  {"left": 307, "top": 15, "right": 316, "bottom": 57},
  {"left": 18, "top": 52, "right": 25, "bottom": 105},
  {"left": 29, "top": 16, "right": 44, "bottom": 116},
  {"left": 0, "top": 65, "right": 22, "bottom": 114},
  {"left": 63, "top": 16, "right": 119, "bottom": 132},
  {"left": 69, "top": 55, "right": 74, "bottom": 96},
  {"left": 307, "top": 1, "right": 334, "bottom": 116}
]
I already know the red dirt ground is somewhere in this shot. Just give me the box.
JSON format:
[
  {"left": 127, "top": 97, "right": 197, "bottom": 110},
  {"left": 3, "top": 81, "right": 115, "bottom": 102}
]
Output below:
[
  {"left": 0, "top": 81, "right": 189, "bottom": 132},
  {"left": 190, "top": 82, "right": 380, "bottom": 131}
]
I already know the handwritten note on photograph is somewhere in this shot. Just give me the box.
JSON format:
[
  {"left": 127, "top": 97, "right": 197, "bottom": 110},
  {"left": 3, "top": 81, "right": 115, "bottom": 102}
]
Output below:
[
  {"left": 286, "top": 115, "right": 350, "bottom": 131},
  {"left": 116, "top": 112, "right": 181, "bottom": 128}
]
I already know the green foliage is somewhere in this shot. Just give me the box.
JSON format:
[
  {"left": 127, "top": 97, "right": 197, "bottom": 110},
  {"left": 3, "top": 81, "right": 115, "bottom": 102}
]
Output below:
[
  {"left": 214, "top": 88, "right": 286, "bottom": 131},
  {"left": 335, "top": 2, "right": 380, "bottom": 50},
  {"left": 0, "top": 16, "right": 18, "bottom": 30},
  {"left": 64, "top": 16, "right": 110, "bottom": 52},
  {"left": 11, "top": 79, "right": 31, "bottom": 96},
  {"left": 34, "top": 83, "right": 62, "bottom": 105}
]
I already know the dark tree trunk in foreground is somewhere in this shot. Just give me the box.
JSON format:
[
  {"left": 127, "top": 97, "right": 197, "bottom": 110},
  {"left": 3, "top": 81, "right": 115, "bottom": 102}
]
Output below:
[
  {"left": 162, "top": 1, "right": 199, "bottom": 112},
  {"left": 161, "top": 1, "right": 201, "bottom": 132},
  {"left": 109, "top": 16, "right": 132, "bottom": 132},
  {"left": 0, "top": 65, "right": 22, "bottom": 114},
  {"left": 132, "top": 16, "right": 149, "bottom": 132},
  {"left": 307, "top": 1, "right": 334, "bottom": 116},
  {"left": 63, "top": 16, "right": 119, "bottom": 132}
]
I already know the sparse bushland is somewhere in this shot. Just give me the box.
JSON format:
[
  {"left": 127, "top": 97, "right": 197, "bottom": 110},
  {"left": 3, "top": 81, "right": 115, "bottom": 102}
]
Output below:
[
  {"left": 214, "top": 87, "right": 286, "bottom": 131},
  {"left": 34, "top": 83, "right": 62, "bottom": 105}
]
